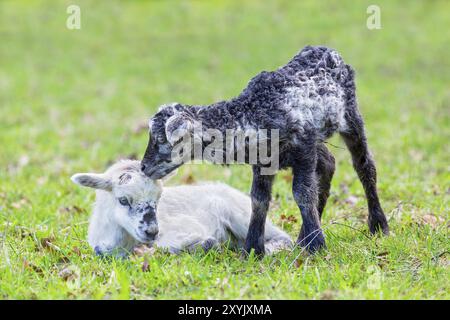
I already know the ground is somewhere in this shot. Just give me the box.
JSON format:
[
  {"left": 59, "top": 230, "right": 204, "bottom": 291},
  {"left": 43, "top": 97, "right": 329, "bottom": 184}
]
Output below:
[{"left": 0, "top": 0, "right": 448, "bottom": 299}]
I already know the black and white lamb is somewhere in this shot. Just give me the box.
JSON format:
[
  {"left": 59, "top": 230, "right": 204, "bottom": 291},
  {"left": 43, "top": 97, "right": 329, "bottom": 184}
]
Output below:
[{"left": 141, "top": 45, "right": 389, "bottom": 255}]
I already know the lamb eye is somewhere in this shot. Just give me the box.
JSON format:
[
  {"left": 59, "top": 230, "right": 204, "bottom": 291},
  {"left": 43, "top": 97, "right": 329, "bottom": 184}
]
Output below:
[
  {"left": 157, "top": 135, "right": 166, "bottom": 143},
  {"left": 118, "top": 197, "right": 130, "bottom": 207}
]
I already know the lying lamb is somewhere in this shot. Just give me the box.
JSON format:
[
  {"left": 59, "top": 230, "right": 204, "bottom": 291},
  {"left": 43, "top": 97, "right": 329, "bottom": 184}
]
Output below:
[{"left": 71, "top": 160, "right": 292, "bottom": 257}]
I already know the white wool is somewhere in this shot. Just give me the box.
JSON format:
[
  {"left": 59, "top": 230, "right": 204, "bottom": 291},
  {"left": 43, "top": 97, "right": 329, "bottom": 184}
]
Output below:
[{"left": 283, "top": 75, "right": 348, "bottom": 138}]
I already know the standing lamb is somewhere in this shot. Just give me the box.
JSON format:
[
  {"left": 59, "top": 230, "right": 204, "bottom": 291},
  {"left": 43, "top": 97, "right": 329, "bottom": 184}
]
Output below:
[
  {"left": 71, "top": 160, "right": 292, "bottom": 257},
  {"left": 140, "top": 45, "right": 389, "bottom": 255}
]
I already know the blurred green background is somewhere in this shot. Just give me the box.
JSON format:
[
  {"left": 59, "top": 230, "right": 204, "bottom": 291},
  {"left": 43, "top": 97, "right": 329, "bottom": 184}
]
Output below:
[{"left": 0, "top": 0, "right": 448, "bottom": 299}]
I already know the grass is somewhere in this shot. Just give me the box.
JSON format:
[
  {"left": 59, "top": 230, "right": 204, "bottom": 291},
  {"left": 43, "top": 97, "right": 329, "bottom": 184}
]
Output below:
[{"left": 0, "top": 0, "right": 448, "bottom": 299}]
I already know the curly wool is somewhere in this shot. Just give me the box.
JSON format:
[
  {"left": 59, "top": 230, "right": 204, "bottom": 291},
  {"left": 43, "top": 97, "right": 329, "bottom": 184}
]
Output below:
[{"left": 151, "top": 46, "right": 354, "bottom": 165}]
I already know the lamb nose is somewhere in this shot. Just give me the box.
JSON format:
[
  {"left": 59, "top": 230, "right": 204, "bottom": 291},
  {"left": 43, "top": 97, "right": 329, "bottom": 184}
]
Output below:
[
  {"left": 140, "top": 163, "right": 147, "bottom": 172},
  {"left": 143, "top": 213, "right": 152, "bottom": 223}
]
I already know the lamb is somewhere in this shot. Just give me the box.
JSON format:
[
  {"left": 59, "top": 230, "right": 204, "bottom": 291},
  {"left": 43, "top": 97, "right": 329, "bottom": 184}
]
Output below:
[
  {"left": 141, "top": 45, "right": 389, "bottom": 255},
  {"left": 71, "top": 160, "right": 292, "bottom": 257}
]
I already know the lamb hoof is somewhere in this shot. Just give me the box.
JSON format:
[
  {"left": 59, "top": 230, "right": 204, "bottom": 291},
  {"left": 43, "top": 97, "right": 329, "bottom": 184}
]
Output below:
[
  {"left": 297, "top": 230, "right": 326, "bottom": 254},
  {"left": 201, "top": 238, "right": 218, "bottom": 252},
  {"left": 369, "top": 218, "right": 390, "bottom": 236},
  {"left": 243, "top": 242, "right": 265, "bottom": 258}
]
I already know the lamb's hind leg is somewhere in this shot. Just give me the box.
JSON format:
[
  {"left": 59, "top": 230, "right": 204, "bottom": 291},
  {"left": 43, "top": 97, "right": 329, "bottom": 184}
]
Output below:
[
  {"left": 298, "top": 143, "right": 335, "bottom": 241},
  {"left": 316, "top": 144, "right": 336, "bottom": 217},
  {"left": 265, "top": 237, "right": 292, "bottom": 255},
  {"left": 292, "top": 141, "right": 326, "bottom": 253},
  {"left": 340, "top": 108, "right": 389, "bottom": 235}
]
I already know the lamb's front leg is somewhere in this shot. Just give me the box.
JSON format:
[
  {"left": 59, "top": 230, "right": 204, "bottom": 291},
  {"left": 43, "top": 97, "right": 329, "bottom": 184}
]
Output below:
[
  {"left": 292, "top": 146, "right": 326, "bottom": 253},
  {"left": 156, "top": 231, "right": 212, "bottom": 254},
  {"left": 245, "top": 166, "right": 275, "bottom": 256},
  {"left": 185, "top": 238, "right": 219, "bottom": 253}
]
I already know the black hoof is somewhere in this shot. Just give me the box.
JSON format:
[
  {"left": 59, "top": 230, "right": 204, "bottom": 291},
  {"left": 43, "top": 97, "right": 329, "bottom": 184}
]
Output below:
[
  {"left": 297, "top": 229, "right": 326, "bottom": 254},
  {"left": 244, "top": 242, "right": 265, "bottom": 257},
  {"left": 369, "top": 214, "right": 389, "bottom": 235}
]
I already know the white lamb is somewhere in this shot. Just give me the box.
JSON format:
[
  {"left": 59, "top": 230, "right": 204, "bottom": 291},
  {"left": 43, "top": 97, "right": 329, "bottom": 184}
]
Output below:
[{"left": 71, "top": 160, "right": 292, "bottom": 257}]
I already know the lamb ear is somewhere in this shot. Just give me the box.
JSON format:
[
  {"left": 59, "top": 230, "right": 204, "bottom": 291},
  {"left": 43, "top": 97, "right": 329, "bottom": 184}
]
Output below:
[
  {"left": 165, "top": 113, "right": 195, "bottom": 146},
  {"left": 71, "top": 173, "right": 112, "bottom": 191}
]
